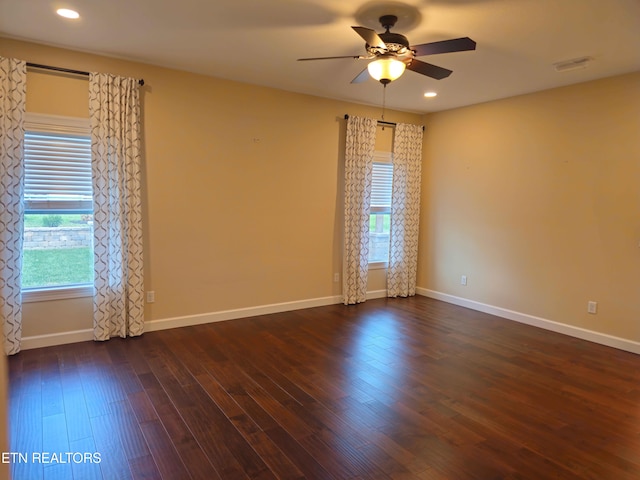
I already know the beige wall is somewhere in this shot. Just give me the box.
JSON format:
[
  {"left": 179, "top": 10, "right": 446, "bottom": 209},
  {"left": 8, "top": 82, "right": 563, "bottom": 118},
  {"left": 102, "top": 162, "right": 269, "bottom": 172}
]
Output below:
[
  {"left": 419, "top": 72, "right": 640, "bottom": 341},
  {"left": 2, "top": 37, "right": 638, "bottom": 345},
  {"left": 0, "top": 38, "right": 420, "bottom": 338}
]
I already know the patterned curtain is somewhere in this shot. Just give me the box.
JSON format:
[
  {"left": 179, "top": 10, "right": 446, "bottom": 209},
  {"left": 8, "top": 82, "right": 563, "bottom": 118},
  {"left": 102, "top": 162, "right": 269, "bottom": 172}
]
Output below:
[
  {"left": 89, "top": 73, "right": 144, "bottom": 340},
  {"left": 343, "top": 116, "right": 377, "bottom": 304},
  {"left": 0, "top": 57, "right": 26, "bottom": 355},
  {"left": 387, "top": 123, "right": 423, "bottom": 297}
]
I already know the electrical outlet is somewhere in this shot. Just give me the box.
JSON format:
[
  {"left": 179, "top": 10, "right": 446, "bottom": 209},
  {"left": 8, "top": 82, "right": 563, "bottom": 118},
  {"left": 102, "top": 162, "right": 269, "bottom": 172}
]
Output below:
[
  {"left": 461, "top": 275, "right": 467, "bottom": 286},
  {"left": 146, "top": 291, "right": 155, "bottom": 303},
  {"left": 587, "top": 301, "right": 597, "bottom": 314},
  {"left": 333, "top": 273, "right": 340, "bottom": 283}
]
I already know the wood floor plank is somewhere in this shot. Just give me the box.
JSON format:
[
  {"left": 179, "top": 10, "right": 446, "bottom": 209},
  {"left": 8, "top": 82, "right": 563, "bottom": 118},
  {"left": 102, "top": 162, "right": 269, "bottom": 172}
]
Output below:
[
  {"left": 8, "top": 296, "right": 640, "bottom": 479},
  {"left": 10, "top": 392, "right": 43, "bottom": 480},
  {"left": 137, "top": 372, "right": 222, "bottom": 480},
  {"left": 264, "top": 425, "right": 335, "bottom": 480},
  {"left": 60, "top": 368, "right": 94, "bottom": 443},
  {"left": 42, "top": 413, "right": 69, "bottom": 457},
  {"left": 244, "top": 430, "right": 307, "bottom": 480},
  {"left": 143, "top": 346, "right": 253, "bottom": 479},
  {"left": 108, "top": 400, "right": 151, "bottom": 461},
  {"left": 89, "top": 412, "right": 134, "bottom": 480},
  {"left": 42, "top": 461, "right": 72, "bottom": 480},
  {"left": 40, "top": 352, "right": 64, "bottom": 418},
  {"left": 195, "top": 371, "right": 308, "bottom": 480},
  {"left": 152, "top": 402, "right": 222, "bottom": 480},
  {"left": 181, "top": 383, "right": 276, "bottom": 480},
  {"left": 139, "top": 419, "right": 197, "bottom": 480},
  {"left": 128, "top": 453, "right": 162, "bottom": 480},
  {"left": 68, "top": 436, "right": 103, "bottom": 480},
  {"left": 127, "top": 390, "right": 159, "bottom": 425}
]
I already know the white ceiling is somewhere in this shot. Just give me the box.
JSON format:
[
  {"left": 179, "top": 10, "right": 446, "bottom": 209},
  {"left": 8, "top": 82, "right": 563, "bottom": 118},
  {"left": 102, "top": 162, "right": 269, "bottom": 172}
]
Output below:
[{"left": 1, "top": 0, "right": 639, "bottom": 113}]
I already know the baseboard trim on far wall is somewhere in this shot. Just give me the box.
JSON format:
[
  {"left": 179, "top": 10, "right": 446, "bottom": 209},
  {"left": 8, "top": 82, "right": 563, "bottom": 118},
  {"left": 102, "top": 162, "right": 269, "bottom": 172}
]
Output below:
[
  {"left": 144, "top": 295, "right": 344, "bottom": 333},
  {"left": 21, "top": 328, "right": 94, "bottom": 351},
  {"left": 20, "top": 296, "right": 344, "bottom": 350},
  {"left": 19, "top": 288, "right": 639, "bottom": 355},
  {"left": 146, "top": 289, "right": 388, "bottom": 333},
  {"left": 416, "top": 287, "right": 640, "bottom": 355},
  {"left": 366, "top": 289, "right": 388, "bottom": 300},
  {"left": 20, "top": 291, "right": 386, "bottom": 350}
]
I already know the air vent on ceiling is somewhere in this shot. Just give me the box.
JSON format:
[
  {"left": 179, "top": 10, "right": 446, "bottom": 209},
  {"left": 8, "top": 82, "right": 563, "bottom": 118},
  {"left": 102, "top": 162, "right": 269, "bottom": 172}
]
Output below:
[{"left": 553, "top": 56, "right": 594, "bottom": 72}]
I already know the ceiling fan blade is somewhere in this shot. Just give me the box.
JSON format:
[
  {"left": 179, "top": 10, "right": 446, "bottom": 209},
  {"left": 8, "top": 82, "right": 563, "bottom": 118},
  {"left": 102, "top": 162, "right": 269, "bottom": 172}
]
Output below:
[
  {"left": 352, "top": 26, "right": 387, "bottom": 50},
  {"left": 350, "top": 68, "right": 370, "bottom": 84},
  {"left": 411, "top": 37, "right": 476, "bottom": 57},
  {"left": 298, "top": 55, "right": 365, "bottom": 61},
  {"left": 406, "top": 59, "right": 452, "bottom": 80}
]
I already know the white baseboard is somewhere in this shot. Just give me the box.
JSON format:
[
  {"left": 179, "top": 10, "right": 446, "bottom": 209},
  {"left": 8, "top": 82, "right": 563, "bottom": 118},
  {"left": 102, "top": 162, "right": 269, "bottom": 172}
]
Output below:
[
  {"left": 146, "top": 290, "right": 390, "bottom": 333},
  {"left": 417, "top": 287, "right": 640, "bottom": 355},
  {"left": 20, "top": 295, "right": 343, "bottom": 350},
  {"left": 144, "top": 295, "right": 344, "bottom": 332},
  {"left": 21, "top": 328, "right": 94, "bottom": 351},
  {"left": 17, "top": 294, "right": 341, "bottom": 350},
  {"left": 29, "top": 287, "right": 635, "bottom": 355},
  {"left": 366, "top": 289, "right": 388, "bottom": 300},
  {"left": 20, "top": 290, "right": 394, "bottom": 350}
]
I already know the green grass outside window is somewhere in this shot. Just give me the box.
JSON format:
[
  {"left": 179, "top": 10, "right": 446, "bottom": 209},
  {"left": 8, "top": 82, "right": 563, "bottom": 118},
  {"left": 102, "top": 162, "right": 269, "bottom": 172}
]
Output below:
[{"left": 22, "top": 247, "right": 93, "bottom": 288}]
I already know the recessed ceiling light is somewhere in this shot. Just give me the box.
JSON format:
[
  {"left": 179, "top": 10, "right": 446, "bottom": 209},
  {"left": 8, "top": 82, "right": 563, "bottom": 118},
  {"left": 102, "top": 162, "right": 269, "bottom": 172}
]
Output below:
[
  {"left": 56, "top": 8, "right": 80, "bottom": 19},
  {"left": 424, "top": 92, "right": 437, "bottom": 98}
]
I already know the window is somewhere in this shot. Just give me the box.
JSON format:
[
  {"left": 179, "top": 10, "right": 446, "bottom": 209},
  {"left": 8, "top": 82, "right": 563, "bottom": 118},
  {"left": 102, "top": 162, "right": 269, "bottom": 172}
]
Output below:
[
  {"left": 369, "top": 151, "right": 393, "bottom": 265},
  {"left": 22, "top": 113, "right": 93, "bottom": 301}
]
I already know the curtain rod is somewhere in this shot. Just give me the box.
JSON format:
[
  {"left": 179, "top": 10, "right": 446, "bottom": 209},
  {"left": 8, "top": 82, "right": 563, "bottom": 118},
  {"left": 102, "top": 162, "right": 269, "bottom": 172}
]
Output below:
[
  {"left": 26, "top": 62, "right": 145, "bottom": 86},
  {"left": 343, "top": 114, "right": 424, "bottom": 131}
]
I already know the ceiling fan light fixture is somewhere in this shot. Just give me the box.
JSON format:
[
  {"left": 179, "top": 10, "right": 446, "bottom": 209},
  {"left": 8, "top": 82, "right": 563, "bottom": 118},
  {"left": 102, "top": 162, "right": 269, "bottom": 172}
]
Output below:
[
  {"left": 367, "top": 57, "right": 406, "bottom": 84},
  {"left": 56, "top": 8, "right": 80, "bottom": 19}
]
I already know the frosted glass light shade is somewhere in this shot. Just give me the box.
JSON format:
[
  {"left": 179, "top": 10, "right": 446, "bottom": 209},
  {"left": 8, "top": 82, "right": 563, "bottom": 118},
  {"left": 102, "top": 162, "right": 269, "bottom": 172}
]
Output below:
[
  {"left": 367, "top": 58, "right": 406, "bottom": 84},
  {"left": 56, "top": 8, "right": 80, "bottom": 18}
]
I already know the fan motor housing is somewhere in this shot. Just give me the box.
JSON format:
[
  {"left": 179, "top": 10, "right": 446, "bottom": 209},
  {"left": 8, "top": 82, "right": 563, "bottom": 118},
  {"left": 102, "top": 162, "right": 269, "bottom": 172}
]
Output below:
[
  {"left": 367, "top": 15, "right": 410, "bottom": 55},
  {"left": 379, "top": 32, "right": 409, "bottom": 52}
]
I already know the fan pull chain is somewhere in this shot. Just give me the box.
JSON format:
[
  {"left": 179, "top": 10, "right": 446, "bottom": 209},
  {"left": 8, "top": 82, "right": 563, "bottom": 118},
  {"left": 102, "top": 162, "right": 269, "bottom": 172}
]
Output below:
[{"left": 381, "top": 83, "right": 387, "bottom": 129}]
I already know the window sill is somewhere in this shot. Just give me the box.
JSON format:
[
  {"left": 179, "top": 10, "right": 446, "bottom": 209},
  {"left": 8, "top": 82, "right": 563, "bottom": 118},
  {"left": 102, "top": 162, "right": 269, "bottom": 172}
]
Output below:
[
  {"left": 369, "top": 261, "right": 389, "bottom": 270},
  {"left": 22, "top": 285, "right": 93, "bottom": 303}
]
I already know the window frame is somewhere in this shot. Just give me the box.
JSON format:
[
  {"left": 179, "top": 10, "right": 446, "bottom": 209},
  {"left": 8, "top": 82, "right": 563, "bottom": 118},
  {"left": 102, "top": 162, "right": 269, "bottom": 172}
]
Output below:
[
  {"left": 369, "top": 151, "right": 393, "bottom": 269},
  {"left": 22, "top": 113, "right": 94, "bottom": 303}
]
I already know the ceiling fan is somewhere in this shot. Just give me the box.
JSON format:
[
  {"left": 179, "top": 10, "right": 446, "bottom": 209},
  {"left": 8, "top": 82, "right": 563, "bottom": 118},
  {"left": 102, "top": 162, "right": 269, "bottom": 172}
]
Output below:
[{"left": 298, "top": 15, "right": 476, "bottom": 85}]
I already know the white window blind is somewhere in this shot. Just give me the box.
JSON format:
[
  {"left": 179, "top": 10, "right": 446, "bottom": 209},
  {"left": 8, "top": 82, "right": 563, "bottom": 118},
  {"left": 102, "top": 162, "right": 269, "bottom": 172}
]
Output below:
[
  {"left": 370, "top": 162, "right": 393, "bottom": 213},
  {"left": 369, "top": 152, "right": 393, "bottom": 264},
  {"left": 24, "top": 131, "right": 92, "bottom": 211},
  {"left": 21, "top": 114, "right": 94, "bottom": 301}
]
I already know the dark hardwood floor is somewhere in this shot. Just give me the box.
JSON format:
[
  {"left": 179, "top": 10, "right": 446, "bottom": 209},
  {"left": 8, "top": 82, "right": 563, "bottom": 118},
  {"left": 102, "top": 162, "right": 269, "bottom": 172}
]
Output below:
[{"left": 8, "top": 296, "right": 640, "bottom": 479}]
